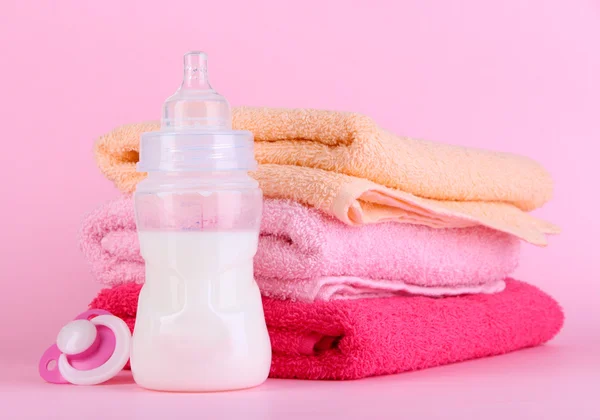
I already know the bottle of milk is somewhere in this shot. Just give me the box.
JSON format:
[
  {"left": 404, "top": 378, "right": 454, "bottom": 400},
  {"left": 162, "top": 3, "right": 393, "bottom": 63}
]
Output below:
[{"left": 131, "top": 51, "right": 271, "bottom": 392}]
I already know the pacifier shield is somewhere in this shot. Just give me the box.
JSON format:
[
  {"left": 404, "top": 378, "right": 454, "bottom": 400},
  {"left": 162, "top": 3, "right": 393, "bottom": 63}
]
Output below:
[{"left": 39, "top": 309, "right": 127, "bottom": 385}]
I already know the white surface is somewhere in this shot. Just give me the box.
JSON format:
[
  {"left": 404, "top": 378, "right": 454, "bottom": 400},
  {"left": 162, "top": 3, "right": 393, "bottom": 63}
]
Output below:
[{"left": 1, "top": 343, "right": 598, "bottom": 420}]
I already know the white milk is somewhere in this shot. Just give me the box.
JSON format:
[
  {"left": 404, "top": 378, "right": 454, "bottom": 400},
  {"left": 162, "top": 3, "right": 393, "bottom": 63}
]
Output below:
[{"left": 130, "top": 230, "right": 272, "bottom": 392}]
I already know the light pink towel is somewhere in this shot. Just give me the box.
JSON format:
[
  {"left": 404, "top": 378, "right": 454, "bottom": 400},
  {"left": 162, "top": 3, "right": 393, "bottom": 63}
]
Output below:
[{"left": 80, "top": 198, "right": 518, "bottom": 301}]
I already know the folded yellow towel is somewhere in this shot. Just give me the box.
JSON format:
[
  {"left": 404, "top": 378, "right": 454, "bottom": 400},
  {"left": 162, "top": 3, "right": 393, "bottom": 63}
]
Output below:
[{"left": 94, "top": 107, "right": 559, "bottom": 245}]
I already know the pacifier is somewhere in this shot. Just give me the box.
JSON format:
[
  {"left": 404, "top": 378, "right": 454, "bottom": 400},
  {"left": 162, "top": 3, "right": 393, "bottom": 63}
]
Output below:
[{"left": 39, "top": 309, "right": 131, "bottom": 385}]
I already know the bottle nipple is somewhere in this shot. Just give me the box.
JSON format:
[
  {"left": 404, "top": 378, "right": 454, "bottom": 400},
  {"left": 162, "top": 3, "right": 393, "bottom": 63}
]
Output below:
[{"left": 161, "top": 51, "right": 232, "bottom": 130}]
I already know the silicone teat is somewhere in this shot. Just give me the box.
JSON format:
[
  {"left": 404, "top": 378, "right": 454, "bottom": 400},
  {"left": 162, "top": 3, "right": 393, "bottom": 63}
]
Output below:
[
  {"left": 161, "top": 51, "right": 232, "bottom": 130},
  {"left": 137, "top": 51, "right": 257, "bottom": 173}
]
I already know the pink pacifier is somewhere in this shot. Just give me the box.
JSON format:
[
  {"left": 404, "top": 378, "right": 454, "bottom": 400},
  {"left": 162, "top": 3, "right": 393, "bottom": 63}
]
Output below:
[{"left": 39, "top": 309, "right": 131, "bottom": 385}]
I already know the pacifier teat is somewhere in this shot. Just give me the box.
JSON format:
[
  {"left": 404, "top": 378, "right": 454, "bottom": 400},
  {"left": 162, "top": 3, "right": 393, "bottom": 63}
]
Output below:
[{"left": 161, "top": 51, "right": 232, "bottom": 130}]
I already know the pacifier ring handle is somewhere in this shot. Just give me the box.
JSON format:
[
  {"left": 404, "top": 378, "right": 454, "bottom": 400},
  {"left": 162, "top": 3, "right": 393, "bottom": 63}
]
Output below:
[{"left": 74, "top": 309, "right": 111, "bottom": 321}]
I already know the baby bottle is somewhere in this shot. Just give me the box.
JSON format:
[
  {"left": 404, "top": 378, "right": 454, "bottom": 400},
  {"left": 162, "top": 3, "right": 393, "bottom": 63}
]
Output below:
[{"left": 131, "top": 51, "right": 271, "bottom": 392}]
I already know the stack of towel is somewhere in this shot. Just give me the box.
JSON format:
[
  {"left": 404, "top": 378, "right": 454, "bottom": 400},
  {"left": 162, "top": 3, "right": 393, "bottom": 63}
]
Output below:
[{"left": 83, "top": 107, "right": 563, "bottom": 380}]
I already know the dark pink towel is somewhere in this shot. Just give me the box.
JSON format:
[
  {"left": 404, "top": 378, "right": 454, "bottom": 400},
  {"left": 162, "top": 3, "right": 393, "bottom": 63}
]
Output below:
[{"left": 89, "top": 278, "right": 563, "bottom": 380}]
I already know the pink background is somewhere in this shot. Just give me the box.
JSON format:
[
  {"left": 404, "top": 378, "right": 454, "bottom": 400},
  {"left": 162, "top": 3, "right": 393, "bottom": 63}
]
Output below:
[{"left": 1, "top": 0, "right": 598, "bottom": 418}]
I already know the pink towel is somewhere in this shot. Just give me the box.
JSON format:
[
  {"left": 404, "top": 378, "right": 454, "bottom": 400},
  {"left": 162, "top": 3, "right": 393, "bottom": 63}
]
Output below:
[
  {"left": 89, "top": 278, "right": 564, "bottom": 380},
  {"left": 79, "top": 197, "right": 519, "bottom": 300},
  {"left": 79, "top": 198, "right": 143, "bottom": 285},
  {"left": 257, "top": 199, "right": 518, "bottom": 300}
]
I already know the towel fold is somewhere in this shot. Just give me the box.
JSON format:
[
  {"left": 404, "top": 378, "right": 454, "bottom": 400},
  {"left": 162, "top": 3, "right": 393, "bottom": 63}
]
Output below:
[
  {"left": 94, "top": 107, "right": 558, "bottom": 245},
  {"left": 80, "top": 197, "right": 517, "bottom": 300},
  {"left": 259, "top": 276, "right": 507, "bottom": 302},
  {"left": 89, "top": 279, "right": 564, "bottom": 380}
]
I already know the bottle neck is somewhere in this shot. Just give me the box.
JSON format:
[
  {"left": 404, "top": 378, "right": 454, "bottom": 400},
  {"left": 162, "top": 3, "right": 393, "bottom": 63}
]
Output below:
[{"left": 137, "top": 171, "right": 258, "bottom": 193}]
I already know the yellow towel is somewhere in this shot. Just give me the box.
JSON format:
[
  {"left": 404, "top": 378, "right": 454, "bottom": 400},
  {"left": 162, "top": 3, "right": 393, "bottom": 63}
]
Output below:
[{"left": 94, "top": 107, "right": 559, "bottom": 245}]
